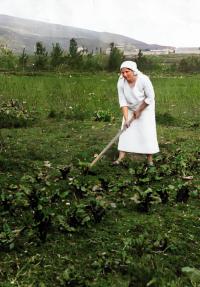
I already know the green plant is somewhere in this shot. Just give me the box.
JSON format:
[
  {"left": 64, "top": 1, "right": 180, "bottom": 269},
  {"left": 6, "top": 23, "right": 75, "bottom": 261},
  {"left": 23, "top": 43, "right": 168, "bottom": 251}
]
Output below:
[
  {"left": 50, "top": 42, "right": 64, "bottom": 67},
  {"left": 34, "top": 41, "right": 48, "bottom": 70},
  {"left": 0, "top": 45, "right": 17, "bottom": 70},
  {"left": 67, "top": 38, "right": 83, "bottom": 69},
  {"left": 182, "top": 267, "right": 200, "bottom": 287},
  {"left": 0, "top": 99, "right": 36, "bottom": 128},
  {"left": 19, "top": 48, "right": 28, "bottom": 70},
  {"left": 0, "top": 72, "right": 200, "bottom": 286},
  {"left": 130, "top": 187, "right": 161, "bottom": 212},
  {"left": 108, "top": 42, "right": 124, "bottom": 71},
  {"left": 0, "top": 223, "right": 23, "bottom": 250},
  {"left": 93, "top": 110, "right": 114, "bottom": 122}
]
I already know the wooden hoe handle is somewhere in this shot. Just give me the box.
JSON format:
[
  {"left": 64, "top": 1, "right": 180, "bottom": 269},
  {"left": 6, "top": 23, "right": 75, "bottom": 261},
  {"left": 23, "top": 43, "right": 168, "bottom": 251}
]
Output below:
[{"left": 89, "top": 117, "right": 134, "bottom": 168}]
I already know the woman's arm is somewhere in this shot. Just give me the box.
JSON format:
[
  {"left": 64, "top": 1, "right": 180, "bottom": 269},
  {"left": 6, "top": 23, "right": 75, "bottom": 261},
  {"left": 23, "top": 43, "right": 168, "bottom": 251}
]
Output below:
[
  {"left": 121, "top": 106, "right": 129, "bottom": 121},
  {"left": 143, "top": 76, "right": 155, "bottom": 105},
  {"left": 117, "top": 78, "right": 128, "bottom": 107},
  {"left": 134, "top": 101, "right": 148, "bottom": 119},
  {"left": 122, "top": 106, "right": 133, "bottom": 127},
  {"left": 134, "top": 76, "right": 154, "bottom": 119}
]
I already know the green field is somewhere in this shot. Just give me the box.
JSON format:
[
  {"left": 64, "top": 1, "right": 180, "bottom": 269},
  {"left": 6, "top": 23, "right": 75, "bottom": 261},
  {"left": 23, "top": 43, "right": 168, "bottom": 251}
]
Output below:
[{"left": 0, "top": 72, "right": 200, "bottom": 286}]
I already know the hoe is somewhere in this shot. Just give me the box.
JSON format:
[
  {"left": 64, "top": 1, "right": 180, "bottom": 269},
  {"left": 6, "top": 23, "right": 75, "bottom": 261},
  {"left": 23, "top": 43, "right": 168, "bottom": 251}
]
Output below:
[{"left": 89, "top": 117, "right": 134, "bottom": 168}]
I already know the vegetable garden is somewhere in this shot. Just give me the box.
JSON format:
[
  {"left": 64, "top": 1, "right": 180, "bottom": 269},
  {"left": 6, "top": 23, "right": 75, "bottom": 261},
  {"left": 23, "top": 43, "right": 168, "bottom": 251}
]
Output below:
[{"left": 0, "top": 72, "right": 200, "bottom": 286}]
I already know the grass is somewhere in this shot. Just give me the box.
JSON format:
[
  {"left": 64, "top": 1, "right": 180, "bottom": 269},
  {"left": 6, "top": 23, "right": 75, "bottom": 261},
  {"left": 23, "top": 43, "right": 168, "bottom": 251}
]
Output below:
[
  {"left": 0, "top": 72, "right": 200, "bottom": 286},
  {"left": 0, "top": 72, "right": 200, "bottom": 121}
]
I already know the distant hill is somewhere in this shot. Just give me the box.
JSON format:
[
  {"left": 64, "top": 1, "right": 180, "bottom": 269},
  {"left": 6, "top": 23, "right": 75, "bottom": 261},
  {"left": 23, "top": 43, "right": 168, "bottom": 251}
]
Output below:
[{"left": 0, "top": 14, "right": 172, "bottom": 54}]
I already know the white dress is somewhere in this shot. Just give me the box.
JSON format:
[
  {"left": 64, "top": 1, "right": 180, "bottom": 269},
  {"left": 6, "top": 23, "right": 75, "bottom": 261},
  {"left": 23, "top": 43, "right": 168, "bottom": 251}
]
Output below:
[{"left": 117, "top": 73, "right": 159, "bottom": 154}]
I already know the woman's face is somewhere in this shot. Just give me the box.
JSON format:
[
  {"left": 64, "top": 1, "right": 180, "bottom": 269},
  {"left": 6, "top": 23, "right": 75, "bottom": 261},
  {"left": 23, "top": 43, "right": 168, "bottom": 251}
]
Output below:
[{"left": 121, "top": 68, "right": 135, "bottom": 82}]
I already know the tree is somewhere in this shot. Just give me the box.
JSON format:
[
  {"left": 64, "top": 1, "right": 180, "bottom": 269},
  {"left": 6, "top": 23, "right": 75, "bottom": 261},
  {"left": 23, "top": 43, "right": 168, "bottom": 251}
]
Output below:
[
  {"left": 34, "top": 42, "right": 48, "bottom": 70},
  {"left": 19, "top": 48, "right": 28, "bottom": 71},
  {"left": 135, "top": 49, "right": 147, "bottom": 70},
  {"left": 50, "top": 43, "right": 64, "bottom": 68},
  {"left": 68, "top": 38, "right": 82, "bottom": 68},
  {"left": 108, "top": 42, "right": 124, "bottom": 71},
  {"left": 178, "top": 58, "right": 189, "bottom": 72},
  {"left": 69, "top": 38, "right": 78, "bottom": 58},
  {"left": 135, "top": 50, "right": 161, "bottom": 72}
]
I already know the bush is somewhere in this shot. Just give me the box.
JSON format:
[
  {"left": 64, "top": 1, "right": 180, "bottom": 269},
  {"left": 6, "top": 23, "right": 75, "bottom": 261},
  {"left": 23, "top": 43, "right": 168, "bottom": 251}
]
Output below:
[
  {"left": 178, "top": 56, "right": 200, "bottom": 73},
  {"left": 93, "top": 110, "right": 115, "bottom": 122},
  {"left": 81, "top": 53, "right": 106, "bottom": 71},
  {"left": 135, "top": 50, "right": 162, "bottom": 72},
  {"left": 0, "top": 45, "right": 17, "bottom": 70},
  {"left": 0, "top": 99, "right": 36, "bottom": 128},
  {"left": 108, "top": 43, "right": 124, "bottom": 71}
]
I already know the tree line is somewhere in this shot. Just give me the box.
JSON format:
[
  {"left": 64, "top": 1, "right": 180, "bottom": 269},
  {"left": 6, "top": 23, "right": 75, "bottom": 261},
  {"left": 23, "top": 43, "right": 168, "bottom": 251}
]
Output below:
[
  {"left": 0, "top": 39, "right": 200, "bottom": 73},
  {"left": 0, "top": 39, "right": 124, "bottom": 72}
]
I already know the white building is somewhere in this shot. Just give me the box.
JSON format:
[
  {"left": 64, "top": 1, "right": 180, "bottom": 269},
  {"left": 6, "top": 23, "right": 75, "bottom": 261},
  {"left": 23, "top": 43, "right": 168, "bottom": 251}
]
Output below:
[
  {"left": 175, "top": 47, "right": 200, "bottom": 54},
  {"left": 143, "top": 48, "right": 175, "bottom": 55},
  {"left": 106, "top": 44, "right": 139, "bottom": 56}
]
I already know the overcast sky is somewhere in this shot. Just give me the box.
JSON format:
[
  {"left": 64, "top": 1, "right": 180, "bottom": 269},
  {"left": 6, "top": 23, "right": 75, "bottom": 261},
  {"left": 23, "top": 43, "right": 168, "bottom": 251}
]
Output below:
[{"left": 1, "top": 0, "right": 200, "bottom": 47}]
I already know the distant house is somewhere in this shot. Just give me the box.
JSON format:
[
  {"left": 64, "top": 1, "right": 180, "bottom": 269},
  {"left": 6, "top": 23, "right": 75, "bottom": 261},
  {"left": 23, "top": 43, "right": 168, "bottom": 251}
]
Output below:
[
  {"left": 143, "top": 48, "right": 175, "bottom": 55},
  {"left": 105, "top": 44, "right": 139, "bottom": 56},
  {"left": 77, "top": 46, "right": 88, "bottom": 55},
  {"left": 175, "top": 47, "right": 200, "bottom": 54}
]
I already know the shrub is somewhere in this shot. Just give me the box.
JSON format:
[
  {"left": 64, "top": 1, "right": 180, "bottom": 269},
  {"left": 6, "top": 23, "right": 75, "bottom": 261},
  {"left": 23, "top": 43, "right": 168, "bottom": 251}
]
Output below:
[
  {"left": 0, "top": 99, "right": 36, "bottom": 128},
  {"left": 0, "top": 45, "right": 17, "bottom": 70},
  {"left": 93, "top": 110, "right": 115, "bottom": 122},
  {"left": 108, "top": 42, "right": 124, "bottom": 71},
  {"left": 178, "top": 56, "right": 200, "bottom": 73}
]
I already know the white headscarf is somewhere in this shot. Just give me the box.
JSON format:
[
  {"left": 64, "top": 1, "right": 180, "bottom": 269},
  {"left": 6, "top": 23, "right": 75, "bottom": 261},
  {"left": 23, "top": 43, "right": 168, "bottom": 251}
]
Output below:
[{"left": 120, "top": 61, "right": 140, "bottom": 75}]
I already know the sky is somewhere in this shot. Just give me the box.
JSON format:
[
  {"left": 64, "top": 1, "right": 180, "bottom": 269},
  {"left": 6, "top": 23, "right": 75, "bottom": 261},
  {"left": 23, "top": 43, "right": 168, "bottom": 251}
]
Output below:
[{"left": 0, "top": 0, "right": 200, "bottom": 47}]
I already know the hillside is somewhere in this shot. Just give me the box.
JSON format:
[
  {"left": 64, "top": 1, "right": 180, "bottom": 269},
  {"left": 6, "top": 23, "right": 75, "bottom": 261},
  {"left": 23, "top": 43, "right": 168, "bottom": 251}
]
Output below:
[{"left": 0, "top": 14, "right": 172, "bottom": 54}]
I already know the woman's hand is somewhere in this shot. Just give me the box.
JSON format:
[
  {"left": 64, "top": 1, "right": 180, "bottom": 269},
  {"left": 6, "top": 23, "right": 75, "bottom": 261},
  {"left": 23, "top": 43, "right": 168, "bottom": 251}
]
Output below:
[
  {"left": 124, "top": 120, "right": 131, "bottom": 128},
  {"left": 133, "top": 110, "right": 142, "bottom": 119},
  {"left": 134, "top": 101, "right": 148, "bottom": 119}
]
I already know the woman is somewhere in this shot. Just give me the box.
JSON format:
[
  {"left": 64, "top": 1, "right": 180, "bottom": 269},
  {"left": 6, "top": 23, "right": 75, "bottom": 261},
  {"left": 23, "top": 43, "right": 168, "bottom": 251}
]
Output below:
[{"left": 114, "top": 60, "right": 159, "bottom": 166}]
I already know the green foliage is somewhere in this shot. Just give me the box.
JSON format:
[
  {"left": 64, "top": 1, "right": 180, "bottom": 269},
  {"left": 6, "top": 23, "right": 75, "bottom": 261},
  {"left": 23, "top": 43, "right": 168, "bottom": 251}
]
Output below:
[
  {"left": 50, "top": 42, "right": 64, "bottom": 67},
  {"left": 0, "top": 73, "right": 200, "bottom": 286},
  {"left": 156, "top": 112, "right": 178, "bottom": 126},
  {"left": 135, "top": 49, "right": 162, "bottom": 71},
  {"left": 34, "top": 41, "right": 48, "bottom": 70},
  {"left": 18, "top": 48, "right": 28, "bottom": 70},
  {"left": 0, "top": 130, "right": 4, "bottom": 151},
  {"left": 69, "top": 38, "right": 78, "bottom": 58},
  {"left": 48, "top": 104, "right": 88, "bottom": 121},
  {"left": 178, "top": 56, "right": 200, "bottom": 73},
  {"left": 182, "top": 267, "right": 200, "bottom": 286},
  {"left": 130, "top": 187, "right": 161, "bottom": 212},
  {"left": 108, "top": 42, "right": 124, "bottom": 71},
  {"left": 0, "top": 99, "right": 36, "bottom": 128},
  {"left": 82, "top": 53, "right": 107, "bottom": 71},
  {"left": 68, "top": 38, "right": 83, "bottom": 68},
  {"left": 59, "top": 266, "right": 86, "bottom": 286},
  {"left": 93, "top": 110, "right": 115, "bottom": 122},
  {"left": 135, "top": 49, "right": 144, "bottom": 69},
  {"left": 0, "top": 44, "right": 17, "bottom": 70},
  {"left": 0, "top": 223, "right": 20, "bottom": 250},
  {"left": 67, "top": 199, "right": 106, "bottom": 228},
  {"left": 1, "top": 42, "right": 200, "bottom": 74}
]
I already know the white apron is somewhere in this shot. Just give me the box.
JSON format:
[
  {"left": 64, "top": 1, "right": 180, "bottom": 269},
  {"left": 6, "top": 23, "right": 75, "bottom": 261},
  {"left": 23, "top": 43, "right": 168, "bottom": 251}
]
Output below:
[{"left": 118, "top": 106, "right": 159, "bottom": 154}]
